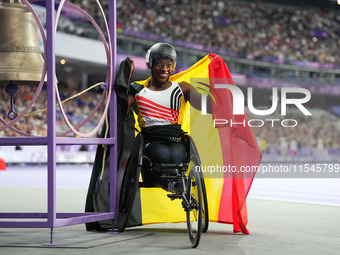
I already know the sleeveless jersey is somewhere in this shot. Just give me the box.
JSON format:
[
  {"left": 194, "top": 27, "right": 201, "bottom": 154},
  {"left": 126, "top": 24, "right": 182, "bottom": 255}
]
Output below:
[{"left": 133, "top": 82, "right": 186, "bottom": 128}]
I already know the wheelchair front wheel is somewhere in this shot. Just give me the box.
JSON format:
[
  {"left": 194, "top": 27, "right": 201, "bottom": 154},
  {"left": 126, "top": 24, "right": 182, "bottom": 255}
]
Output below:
[{"left": 186, "top": 168, "right": 203, "bottom": 248}]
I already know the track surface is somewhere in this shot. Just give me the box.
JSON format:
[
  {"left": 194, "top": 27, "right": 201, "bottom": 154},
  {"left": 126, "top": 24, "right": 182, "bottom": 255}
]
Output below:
[{"left": 0, "top": 165, "right": 339, "bottom": 255}]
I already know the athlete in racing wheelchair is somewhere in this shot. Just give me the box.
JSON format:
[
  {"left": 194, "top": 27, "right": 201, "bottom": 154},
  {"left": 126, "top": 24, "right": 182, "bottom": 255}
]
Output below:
[{"left": 117, "top": 43, "right": 209, "bottom": 248}]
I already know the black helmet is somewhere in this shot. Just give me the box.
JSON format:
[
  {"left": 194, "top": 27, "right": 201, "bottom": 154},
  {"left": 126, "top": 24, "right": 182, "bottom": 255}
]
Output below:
[{"left": 145, "top": 42, "right": 177, "bottom": 71}]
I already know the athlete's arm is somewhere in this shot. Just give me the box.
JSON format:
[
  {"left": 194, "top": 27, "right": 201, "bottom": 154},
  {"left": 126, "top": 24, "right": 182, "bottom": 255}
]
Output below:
[
  {"left": 179, "top": 81, "right": 211, "bottom": 113},
  {"left": 127, "top": 94, "right": 135, "bottom": 110},
  {"left": 126, "top": 58, "right": 136, "bottom": 111}
]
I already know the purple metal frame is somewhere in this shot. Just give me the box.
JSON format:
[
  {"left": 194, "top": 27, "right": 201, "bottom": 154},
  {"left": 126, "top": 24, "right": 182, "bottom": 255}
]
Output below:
[{"left": 0, "top": 0, "right": 118, "bottom": 244}]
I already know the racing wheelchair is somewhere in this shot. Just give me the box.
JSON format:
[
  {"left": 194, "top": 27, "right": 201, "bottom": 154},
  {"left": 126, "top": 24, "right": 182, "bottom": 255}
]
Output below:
[{"left": 117, "top": 132, "right": 209, "bottom": 248}]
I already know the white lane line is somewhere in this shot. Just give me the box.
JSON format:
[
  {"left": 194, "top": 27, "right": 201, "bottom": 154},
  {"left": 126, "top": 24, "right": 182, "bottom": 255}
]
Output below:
[{"left": 248, "top": 196, "right": 340, "bottom": 207}]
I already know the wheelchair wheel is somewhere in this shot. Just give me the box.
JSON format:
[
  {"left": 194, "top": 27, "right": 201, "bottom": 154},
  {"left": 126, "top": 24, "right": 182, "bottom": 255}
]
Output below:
[
  {"left": 186, "top": 168, "right": 203, "bottom": 248},
  {"left": 190, "top": 157, "right": 209, "bottom": 233},
  {"left": 117, "top": 134, "right": 144, "bottom": 232},
  {"left": 188, "top": 135, "right": 209, "bottom": 232},
  {"left": 198, "top": 170, "right": 209, "bottom": 233}
]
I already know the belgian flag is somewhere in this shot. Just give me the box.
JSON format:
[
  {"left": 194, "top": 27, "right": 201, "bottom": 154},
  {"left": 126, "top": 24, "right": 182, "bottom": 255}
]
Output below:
[{"left": 85, "top": 54, "right": 262, "bottom": 234}]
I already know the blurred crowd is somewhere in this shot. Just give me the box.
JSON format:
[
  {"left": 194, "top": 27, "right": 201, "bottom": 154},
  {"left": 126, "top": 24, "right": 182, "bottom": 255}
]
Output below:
[
  {"left": 250, "top": 107, "right": 340, "bottom": 159},
  {"left": 64, "top": 0, "right": 340, "bottom": 65},
  {"left": 0, "top": 84, "right": 103, "bottom": 139}
]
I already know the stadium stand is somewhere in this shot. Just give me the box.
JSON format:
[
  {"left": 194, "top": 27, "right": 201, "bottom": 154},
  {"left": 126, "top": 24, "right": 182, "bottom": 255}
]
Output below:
[
  {"left": 1, "top": 0, "right": 339, "bottom": 162},
  {"left": 64, "top": 0, "right": 340, "bottom": 67}
]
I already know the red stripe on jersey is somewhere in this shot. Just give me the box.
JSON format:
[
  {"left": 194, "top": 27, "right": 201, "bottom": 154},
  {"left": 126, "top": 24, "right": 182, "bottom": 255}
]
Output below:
[
  {"left": 139, "top": 106, "right": 179, "bottom": 120},
  {"left": 136, "top": 95, "right": 179, "bottom": 115},
  {"left": 138, "top": 101, "right": 179, "bottom": 117},
  {"left": 141, "top": 112, "right": 178, "bottom": 123}
]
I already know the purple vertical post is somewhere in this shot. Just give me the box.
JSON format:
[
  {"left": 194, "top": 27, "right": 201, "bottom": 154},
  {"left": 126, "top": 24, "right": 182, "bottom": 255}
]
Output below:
[
  {"left": 46, "top": 0, "right": 57, "bottom": 228},
  {"left": 109, "top": 0, "right": 118, "bottom": 224}
]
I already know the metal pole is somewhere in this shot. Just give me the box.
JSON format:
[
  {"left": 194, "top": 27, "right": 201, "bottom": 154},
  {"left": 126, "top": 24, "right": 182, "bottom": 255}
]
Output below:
[
  {"left": 108, "top": 0, "right": 118, "bottom": 229},
  {"left": 46, "top": 0, "right": 57, "bottom": 242}
]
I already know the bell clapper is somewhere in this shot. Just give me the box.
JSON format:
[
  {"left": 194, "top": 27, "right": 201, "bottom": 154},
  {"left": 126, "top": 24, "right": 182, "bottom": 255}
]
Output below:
[{"left": 4, "top": 81, "right": 19, "bottom": 120}]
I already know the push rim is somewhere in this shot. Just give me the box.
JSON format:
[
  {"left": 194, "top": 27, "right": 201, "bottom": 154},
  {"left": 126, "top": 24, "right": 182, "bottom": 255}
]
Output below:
[
  {"left": 186, "top": 168, "right": 202, "bottom": 248},
  {"left": 191, "top": 158, "right": 209, "bottom": 233}
]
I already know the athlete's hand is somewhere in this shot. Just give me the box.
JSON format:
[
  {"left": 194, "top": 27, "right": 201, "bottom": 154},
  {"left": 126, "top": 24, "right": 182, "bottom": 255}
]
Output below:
[{"left": 129, "top": 57, "right": 135, "bottom": 74}]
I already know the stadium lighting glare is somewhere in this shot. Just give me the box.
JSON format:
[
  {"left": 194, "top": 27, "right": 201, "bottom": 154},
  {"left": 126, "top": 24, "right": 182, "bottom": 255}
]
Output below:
[{"left": 338, "top": 0, "right": 340, "bottom": 5}]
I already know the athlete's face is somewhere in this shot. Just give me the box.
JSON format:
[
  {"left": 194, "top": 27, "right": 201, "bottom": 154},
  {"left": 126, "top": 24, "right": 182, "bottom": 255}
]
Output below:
[{"left": 151, "top": 57, "right": 173, "bottom": 83}]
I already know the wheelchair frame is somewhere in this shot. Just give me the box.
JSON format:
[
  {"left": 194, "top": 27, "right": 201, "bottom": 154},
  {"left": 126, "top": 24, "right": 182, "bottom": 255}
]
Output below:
[{"left": 117, "top": 133, "right": 209, "bottom": 248}]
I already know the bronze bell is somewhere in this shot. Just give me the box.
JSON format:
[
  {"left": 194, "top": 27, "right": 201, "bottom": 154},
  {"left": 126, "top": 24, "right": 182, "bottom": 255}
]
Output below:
[{"left": 0, "top": 0, "right": 45, "bottom": 86}]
